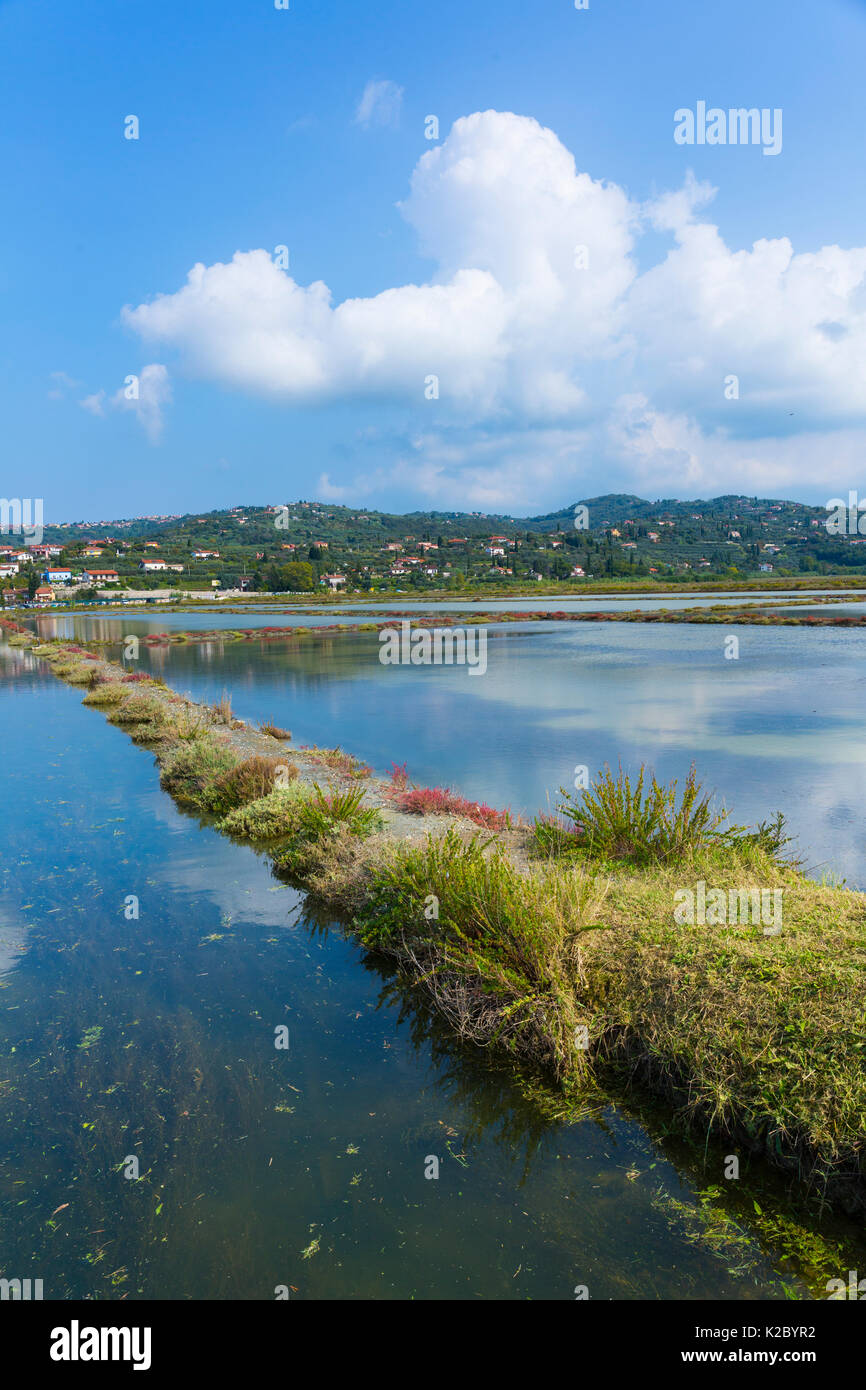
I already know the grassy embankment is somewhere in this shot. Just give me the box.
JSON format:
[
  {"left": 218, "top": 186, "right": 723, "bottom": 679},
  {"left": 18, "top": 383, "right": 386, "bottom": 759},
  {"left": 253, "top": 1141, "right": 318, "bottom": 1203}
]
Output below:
[
  {"left": 5, "top": 620, "right": 865, "bottom": 1211},
  {"left": 5, "top": 571, "right": 866, "bottom": 616}
]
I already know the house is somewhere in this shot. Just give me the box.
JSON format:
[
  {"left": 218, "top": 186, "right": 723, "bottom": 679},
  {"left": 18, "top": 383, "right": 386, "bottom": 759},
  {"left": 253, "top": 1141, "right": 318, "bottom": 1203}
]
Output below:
[
  {"left": 2, "top": 589, "right": 17, "bottom": 606},
  {"left": 84, "top": 569, "right": 120, "bottom": 583},
  {"left": 759, "top": 563, "right": 774, "bottom": 572},
  {"left": 83, "top": 546, "right": 106, "bottom": 558},
  {"left": 322, "top": 572, "right": 346, "bottom": 590},
  {"left": 144, "top": 540, "right": 161, "bottom": 549},
  {"left": 384, "top": 543, "right": 403, "bottom": 552},
  {"left": 192, "top": 549, "right": 220, "bottom": 559},
  {"left": 485, "top": 546, "right": 505, "bottom": 557},
  {"left": 647, "top": 532, "right": 660, "bottom": 542},
  {"left": 44, "top": 568, "right": 72, "bottom": 583},
  {"left": 0, "top": 563, "right": 19, "bottom": 577},
  {"left": 280, "top": 543, "right": 297, "bottom": 552},
  {"left": 27, "top": 543, "right": 63, "bottom": 558},
  {"left": 570, "top": 566, "right": 585, "bottom": 577},
  {"left": 34, "top": 585, "right": 55, "bottom": 604},
  {"left": 140, "top": 560, "right": 167, "bottom": 572}
]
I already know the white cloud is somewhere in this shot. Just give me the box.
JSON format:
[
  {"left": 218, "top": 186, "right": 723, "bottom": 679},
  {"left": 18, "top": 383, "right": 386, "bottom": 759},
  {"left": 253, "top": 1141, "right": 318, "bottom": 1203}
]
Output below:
[
  {"left": 355, "top": 79, "right": 404, "bottom": 129},
  {"left": 120, "top": 109, "right": 866, "bottom": 501},
  {"left": 80, "top": 363, "right": 171, "bottom": 441}
]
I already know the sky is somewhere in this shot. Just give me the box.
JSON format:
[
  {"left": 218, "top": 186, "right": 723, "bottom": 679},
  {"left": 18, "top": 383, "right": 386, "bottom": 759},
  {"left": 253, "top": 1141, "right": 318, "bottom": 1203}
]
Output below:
[{"left": 2, "top": 0, "right": 866, "bottom": 522}]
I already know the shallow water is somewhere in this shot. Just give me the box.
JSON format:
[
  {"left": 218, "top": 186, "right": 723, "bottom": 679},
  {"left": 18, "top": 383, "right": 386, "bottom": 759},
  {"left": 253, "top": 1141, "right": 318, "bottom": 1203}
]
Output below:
[
  {"left": 32, "top": 611, "right": 866, "bottom": 888},
  {"left": 3, "top": 626, "right": 865, "bottom": 1300}
]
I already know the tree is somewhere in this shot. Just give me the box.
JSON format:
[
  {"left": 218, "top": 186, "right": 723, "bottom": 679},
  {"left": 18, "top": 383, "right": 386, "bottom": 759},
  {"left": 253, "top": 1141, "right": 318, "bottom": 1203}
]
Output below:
[{"left": 282, "top": 561, "right": 314, "bottom": 592}]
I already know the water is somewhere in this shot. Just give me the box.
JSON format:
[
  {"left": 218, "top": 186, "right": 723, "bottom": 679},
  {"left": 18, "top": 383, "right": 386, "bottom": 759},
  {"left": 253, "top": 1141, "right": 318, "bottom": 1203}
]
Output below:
[
  {"left": 2, "top": 627, "right": 864, "bottom": 1300},
  {"left": 31, "top": 610, "right": 866, "bottom": 888}
]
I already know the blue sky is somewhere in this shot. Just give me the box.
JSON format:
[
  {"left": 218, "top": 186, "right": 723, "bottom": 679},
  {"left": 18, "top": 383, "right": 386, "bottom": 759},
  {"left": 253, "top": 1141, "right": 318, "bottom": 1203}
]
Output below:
[{"left": 2, "top": 0, "right": 866, "bottom": 521}]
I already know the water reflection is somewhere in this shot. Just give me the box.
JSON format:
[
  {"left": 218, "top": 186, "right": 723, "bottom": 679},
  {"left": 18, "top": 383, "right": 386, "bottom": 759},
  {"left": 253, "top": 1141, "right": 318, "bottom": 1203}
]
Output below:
[{"left": 2, "top": 643, "right": 864, "bottom": 1299}]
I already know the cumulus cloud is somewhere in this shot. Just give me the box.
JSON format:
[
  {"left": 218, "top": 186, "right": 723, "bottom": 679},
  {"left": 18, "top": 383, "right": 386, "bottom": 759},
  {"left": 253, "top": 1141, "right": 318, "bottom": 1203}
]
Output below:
[
  {"left": 355, "top": 79, "right": 404, "bottom": 129},
  {"left": 119, "top": 109, "right": 866, "bottom": 501}
]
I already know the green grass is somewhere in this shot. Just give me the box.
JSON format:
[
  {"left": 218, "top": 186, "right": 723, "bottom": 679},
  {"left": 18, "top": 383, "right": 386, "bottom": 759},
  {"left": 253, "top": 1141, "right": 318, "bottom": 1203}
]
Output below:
[
  {"left": 353, "top": 828, "right": 866, "bottom": 1195},
  {"left": 82, "top": 681, "right": 130, "bottom": 707},
  {"left": 547, "top": 764, "right": 789, "bottom": 866},
  {"left": 159, "top": 738, "right": 240, "bottom": 806},
  {"left": 200, "top": 755, "right": 297, "bottom": 815},
  {"left": 219, "top": 783, "right": 309, "bottom": 841},
  {"left": 270, "top": 784, "right": 384, "bottom": 877}
]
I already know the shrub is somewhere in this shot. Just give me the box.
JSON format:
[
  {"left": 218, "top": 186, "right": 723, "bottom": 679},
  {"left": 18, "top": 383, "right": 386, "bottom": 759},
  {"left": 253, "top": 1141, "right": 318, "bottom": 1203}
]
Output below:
[
  {"left": 386, "top": 761, "right": 409, "bottom": 793},
  {"left": 556, "top": 764, "right": 749, "bottom": 865},
  {"left": 109, "top": 692, "right": 166, "bottom": 726},
  {"left": 353, "top": 829, "right": 598, "bottom": 1075},
  {"left": 260, "top": 722, "right": 292, "bottom": 741},
  {"left": 160, "top": 739, "right": 239, "bottom": 806},
  {"left": 83, "top": 681, "right": 129, "bottom": 707},
  {"left": 219, "top": 784, "right": 307, "bottom": 841},
  {"left": 210, "top": 689, "right": 234, "bottom": 726},
  {"left": 202, "top": 755, "right": 297, "bottom": 815},
  {"left": 530, "top": 813, "right": 582, "bottom": 859},
  {"left": 271, "top": 784, "right": 383, "bottom": 876}
]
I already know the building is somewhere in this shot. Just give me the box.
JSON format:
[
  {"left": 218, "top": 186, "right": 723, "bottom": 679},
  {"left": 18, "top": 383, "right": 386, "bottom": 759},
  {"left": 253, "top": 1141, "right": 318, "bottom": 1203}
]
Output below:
[
  {"left": 44, "top": 568, "right": 72, "bottom": 583},
  {"left": 192, "top": 549, "right": 220, "bottom": 560},
  {"left": 84, "top": 569, "right": 120, "bottom": 584},
  {"left": 34, "top": 585, "right": 55, "bottom": 604},
  {"left": 759, "top": 563, "right": 774, "bottom": 573},
  {"left": 0, "top": 563, "right": 19, "bottom": 577},
  {"left": 140, "top": 560, "right": 168, "bottom": 572},
  {"left": 322, "top": 572, "right": 347, "bottom": 590},
  {"left": 27, "top": 544, "right": 63, "bottom": 559}
]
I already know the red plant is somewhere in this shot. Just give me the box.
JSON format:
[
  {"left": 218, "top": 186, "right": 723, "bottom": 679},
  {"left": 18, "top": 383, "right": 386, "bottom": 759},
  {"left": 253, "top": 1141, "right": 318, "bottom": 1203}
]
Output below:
[
  {"left": 121, "top": 672, "right": 152, "bottom": 683},
  {"left": 397, "top": 784, "right": 511, "bottom": 830},
  {"left": 387, "top": 761, "right": 409, "bottom": 792}
]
